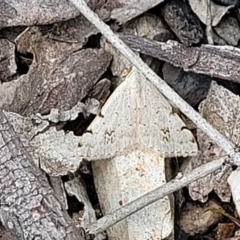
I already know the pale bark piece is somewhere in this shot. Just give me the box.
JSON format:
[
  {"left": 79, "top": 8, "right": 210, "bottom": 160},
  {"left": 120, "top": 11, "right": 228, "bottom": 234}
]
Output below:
[
  {"left": 65, "top": 178, "right": 97, "bottom": 228},
  {"left": 0, "top": 24, "right": 111, "bottom": 120},
  {"left": 87, "top": 158, "right": 225, "bottom": 235},
  {"left": 78, "top": 67, "right": 198, "bottom": 239},
  {"left": 161, "top": 0, "right": 204, "bottom": 46},
  {"left": 98, "top": 0, "right": 166, "bottom": 24},
  {"left": 228, "top": 168, "right": 240, "bottom": 217},
  {"left": 0, "top": 109, "right": 88, "bottom": 240},
  {"left": 189, "top": 0, "right": 235, "bottom": 27},
  {"left": 0, "top": 39, "right": 17, "bottom": 82},
  {"left": 214, "top": 16, "right": 240, "bottom": 46},
  {"left": 0, "top": 0, "right": 80, "bottom": 29},
  {"left": 78, "top": 67, "right": 198, "bottom": 160},
  {"left": 122, "top": 35, "right": 240, "bottom": 84},
  {"left": 179, "top": 200, "right": 222, "bottom": 236},
  {"left": 4, "top": 111, "right": 81, "bottom": 176},
  {"left": 188, "top": 81, "right": 240, "bottom": 202},
  {"left": 0, "top": 225, "right": 15, "bottom": 240}
]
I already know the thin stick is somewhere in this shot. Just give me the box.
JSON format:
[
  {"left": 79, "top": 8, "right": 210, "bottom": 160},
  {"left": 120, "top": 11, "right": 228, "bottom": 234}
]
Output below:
[
  {"left": 206, "top": 0, "right": 214, "bottom": 44},
  {"left": 70, "top": 0, "right": 240, "bottom": 164},
  {"left": 86, "top": 157, "right": 225, "bottom": 234}
]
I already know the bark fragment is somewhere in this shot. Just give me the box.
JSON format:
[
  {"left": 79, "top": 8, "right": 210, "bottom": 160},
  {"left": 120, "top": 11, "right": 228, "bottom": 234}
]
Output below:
[{"left": 0, "top": 109, "right": 89, "bottom": 240}]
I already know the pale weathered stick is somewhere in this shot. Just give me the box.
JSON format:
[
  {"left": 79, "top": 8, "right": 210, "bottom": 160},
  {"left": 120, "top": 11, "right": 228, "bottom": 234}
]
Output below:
[
  {"left": 69, "top": 0, "right": 240, "bottom": 164},
  {"left": 206, "top": 0, "right": 214, "bottom": 44},
  {"left": 87, "top": 157, "right": 226, "bottom": 234},
  {"left": 122, "top": 35, "right": 240, "bottom": 83}
]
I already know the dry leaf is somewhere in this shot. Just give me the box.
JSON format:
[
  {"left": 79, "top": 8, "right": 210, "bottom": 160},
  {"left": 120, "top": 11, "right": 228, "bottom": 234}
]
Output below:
[
  {"left": 94, "top": 0, "right": 166, "bottom": 24},
  {"left": 189, "top": 0, "right": 235, "bottom": 27},
  {"left": 0, "top": 0, "right": 80, "bottom": 28},
  {"left": 179, "top": 200, "right": 223, "bottom": 236},
  {"left": 0, "top": 39, "right": 17, "bottom": 82}
]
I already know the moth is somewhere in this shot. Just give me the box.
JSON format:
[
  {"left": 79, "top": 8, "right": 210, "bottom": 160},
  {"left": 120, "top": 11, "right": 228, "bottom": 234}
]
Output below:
[{"left": 78, "top": 67, "right": 198, "bottom": 239}]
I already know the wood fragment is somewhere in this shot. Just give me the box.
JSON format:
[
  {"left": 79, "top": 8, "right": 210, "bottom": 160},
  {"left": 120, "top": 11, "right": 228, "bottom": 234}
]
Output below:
[
  {"left": 122, "top": 35, "right": 240, "bottom": 84},
  {"left": 0, "top": 109, "right": 88, "bottom": 239}
]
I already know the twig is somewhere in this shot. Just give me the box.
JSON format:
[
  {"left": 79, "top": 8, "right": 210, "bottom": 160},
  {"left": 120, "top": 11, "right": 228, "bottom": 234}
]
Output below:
[
  {"left": 86, "top": 157, "right": 226, "bottom": 234},
  {"left": 70, "top": 0, "right": 240, "bottom": 165},
  {"left": 122, "top": 35, "right": 240, "bottom": 83},
  {"left": 206, "top": 0, "right": 214, "bottom": 44}
]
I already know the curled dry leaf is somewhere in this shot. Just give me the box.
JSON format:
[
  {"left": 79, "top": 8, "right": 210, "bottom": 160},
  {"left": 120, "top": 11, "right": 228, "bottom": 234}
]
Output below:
[
  {"left": 188, "top": 81, "right": 240, "bottom": 202},
  {"left": 0, "top": 0, "right": 80, "bottom": 29},
  {"left": 0, "top": 39, "right": 17, "bottom": 82},
  {"left": 189, "top": 0, "right": 235, "bottom": 27},
  {"left": 228, "top": 168, "right": 240, "bottom": 217}
]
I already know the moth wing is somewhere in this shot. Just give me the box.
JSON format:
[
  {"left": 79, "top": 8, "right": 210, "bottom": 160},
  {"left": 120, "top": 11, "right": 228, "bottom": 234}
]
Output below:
[{"left": 78, "top": 69, "right": 138, "bottom": 160}]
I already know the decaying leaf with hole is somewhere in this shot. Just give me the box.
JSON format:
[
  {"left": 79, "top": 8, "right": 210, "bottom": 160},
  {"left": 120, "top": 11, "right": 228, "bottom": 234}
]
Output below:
[
  {"left": 78, "top": 67, "right": 198, "bottom": 239},
  {"left": 101, "top": 14, "right": 172, "bottom": 88}
]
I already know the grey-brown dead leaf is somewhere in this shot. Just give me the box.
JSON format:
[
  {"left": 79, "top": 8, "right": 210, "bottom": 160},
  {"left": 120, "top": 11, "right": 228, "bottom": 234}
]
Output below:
[
  {"left": 0, "top": 39, "right": 17, "bottom": 82},
  {"left": 188, "top": 81, "right": 240, "bottom": 202},
  {"left": 0, "top": 0, "right": 80, "bottom": 28},
  {"left": 94, "top": 0, "right": 166, "bottom": 24},
  {"left": 214, "top": 16, "right": 240, "bottom": 46},
  {"left": 189, "top": 0, "right": 235, "bottom": 27},
  {"left": 0, "top": 23, "right": 111, "bottom": 122},
  {"left": 3, "top": 111, "right": 81, "bottom": 176}
]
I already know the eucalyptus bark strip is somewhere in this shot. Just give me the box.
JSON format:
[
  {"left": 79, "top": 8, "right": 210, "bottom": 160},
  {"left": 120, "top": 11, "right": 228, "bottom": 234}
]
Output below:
[
  {"left": 0, "top": 109, "right": 88, "bottom": 240},
  {"left": 69, "top": 0, "right": 240, "bottom": 164},
  {"left": 87, "top": 157, "right": 226, "bottom": 234}
]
